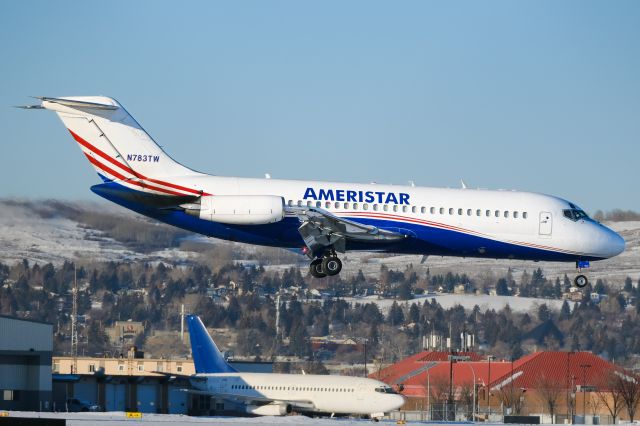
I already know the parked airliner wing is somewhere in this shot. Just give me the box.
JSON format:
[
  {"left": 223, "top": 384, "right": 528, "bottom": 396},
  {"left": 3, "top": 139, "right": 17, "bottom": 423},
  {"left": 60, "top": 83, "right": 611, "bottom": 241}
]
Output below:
[{"left": 288, "top": 206, "right": 407, "bottom": 256}]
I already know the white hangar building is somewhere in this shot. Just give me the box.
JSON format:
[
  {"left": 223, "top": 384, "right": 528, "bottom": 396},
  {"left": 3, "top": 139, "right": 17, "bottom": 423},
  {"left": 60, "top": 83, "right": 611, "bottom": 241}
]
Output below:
[{"left": 0, "top": 315, "right": 53, "bottom": 411}]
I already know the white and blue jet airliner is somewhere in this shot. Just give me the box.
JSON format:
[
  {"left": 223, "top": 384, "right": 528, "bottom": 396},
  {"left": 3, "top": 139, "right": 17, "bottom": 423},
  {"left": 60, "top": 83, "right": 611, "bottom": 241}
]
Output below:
[
  {"left": 185, "top": 314, "right": 404, "bottom": 418},
  {"left": 25, "top": 96, "right": 625, "bottom": 286}
]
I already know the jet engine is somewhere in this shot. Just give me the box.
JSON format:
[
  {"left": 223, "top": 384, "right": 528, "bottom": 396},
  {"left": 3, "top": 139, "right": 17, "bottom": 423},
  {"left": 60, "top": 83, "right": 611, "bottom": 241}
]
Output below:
[
  {"left": 245, "top": 402, "right": 293, "bottom": 416},
  {"left": 183, "top": 195, "right": 285, "bottom": 225}
]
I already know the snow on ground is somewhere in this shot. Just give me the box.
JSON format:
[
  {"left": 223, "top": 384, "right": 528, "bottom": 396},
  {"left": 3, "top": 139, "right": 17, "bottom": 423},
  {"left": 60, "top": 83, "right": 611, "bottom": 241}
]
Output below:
[
  {"left": 4, "top": 411, "right": 458, "bottom": 426},
  {"left": 0, "top": 200, "right": 201, "bottom": 266},
  {"left": 0, "top": 201, "right": 134, "bottom": 265},
  {"left": 1, "top": 199, "right": 638, "bottom": 288},
  {"left": 341, "top": 293, "right": 573, "bottom": 314}
]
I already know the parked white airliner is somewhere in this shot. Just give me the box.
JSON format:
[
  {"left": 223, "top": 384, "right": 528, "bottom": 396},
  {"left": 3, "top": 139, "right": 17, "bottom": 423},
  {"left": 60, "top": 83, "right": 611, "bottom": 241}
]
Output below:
[
  {"left": 25, "top": 96, "right": 625, "bottom": 286},
  {"left": 186, "top": 315, "right": 404, "bottom": 418}
]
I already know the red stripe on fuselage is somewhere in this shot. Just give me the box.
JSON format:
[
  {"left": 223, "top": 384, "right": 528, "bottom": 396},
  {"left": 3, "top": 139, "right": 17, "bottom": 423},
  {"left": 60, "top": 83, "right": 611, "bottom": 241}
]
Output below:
[
  {"left": 84, "top": 153, "right": 186, "bottom": 196},
  {"left": 69, "top": 129, "right": 208, "bottom": 196}
]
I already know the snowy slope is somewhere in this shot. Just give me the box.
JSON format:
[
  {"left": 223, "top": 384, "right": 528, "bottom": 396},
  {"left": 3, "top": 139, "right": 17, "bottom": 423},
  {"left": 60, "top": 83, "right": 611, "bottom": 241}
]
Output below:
[{"left": 0, "top": 200, "right": 199, "bottom": 266}]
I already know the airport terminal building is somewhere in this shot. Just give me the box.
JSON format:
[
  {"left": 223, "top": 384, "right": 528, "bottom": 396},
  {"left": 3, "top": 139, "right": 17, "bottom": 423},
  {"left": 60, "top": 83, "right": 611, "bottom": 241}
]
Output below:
[
  {"left": 0, "top": 315, "right": 53, "bottom": 411},
  {"left": 53, "top": 353, "right": 272, "bottom": 414}
]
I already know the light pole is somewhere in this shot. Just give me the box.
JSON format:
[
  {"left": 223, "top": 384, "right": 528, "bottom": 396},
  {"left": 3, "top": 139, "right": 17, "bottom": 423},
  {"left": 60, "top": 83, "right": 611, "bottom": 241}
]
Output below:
[
  {"left": 461, "top": 362, "right": 477, "bottom": 421},
  {"left": 487, "top": 355, "right": 495, "bottom": 417},
  {"left": 580, "top": 364, "right": 591, "bottom": 420},
  {"left": 566, "top": 351, "right": 574, "bottom": 424},
  {"left": 426, "top": 369, "right": 431, "bottom": 421}
]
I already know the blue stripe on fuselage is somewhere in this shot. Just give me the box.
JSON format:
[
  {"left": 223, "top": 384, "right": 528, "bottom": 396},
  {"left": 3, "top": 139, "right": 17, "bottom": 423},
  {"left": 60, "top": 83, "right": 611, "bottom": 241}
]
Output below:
[{"left": 90, "top": 181, "right": 601, "bottom": 263}]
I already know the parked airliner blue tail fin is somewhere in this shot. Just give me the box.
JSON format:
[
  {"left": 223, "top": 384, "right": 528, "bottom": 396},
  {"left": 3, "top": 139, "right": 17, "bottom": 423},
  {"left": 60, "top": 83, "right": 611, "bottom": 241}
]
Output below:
[{"left": 187, "top": 315, "right": 237, "bottom": 374}]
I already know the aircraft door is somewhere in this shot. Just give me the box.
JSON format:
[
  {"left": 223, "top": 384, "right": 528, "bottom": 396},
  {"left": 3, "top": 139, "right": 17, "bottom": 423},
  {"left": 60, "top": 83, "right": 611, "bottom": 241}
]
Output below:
[
  {"left": 539, "top": 212, "right": 552, "bottom": 237},
  {"left": 356, "top": 384, "right": 366, "bottom": 401}
]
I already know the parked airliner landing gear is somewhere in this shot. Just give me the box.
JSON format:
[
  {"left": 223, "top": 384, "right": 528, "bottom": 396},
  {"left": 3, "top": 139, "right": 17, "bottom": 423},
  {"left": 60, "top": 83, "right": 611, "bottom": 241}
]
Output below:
[
  {"left": 308, "top": 251, "right": 342, "bottom": 278},
  {"left": 574, "top": 261, "right": 590, "bottom": 288}
]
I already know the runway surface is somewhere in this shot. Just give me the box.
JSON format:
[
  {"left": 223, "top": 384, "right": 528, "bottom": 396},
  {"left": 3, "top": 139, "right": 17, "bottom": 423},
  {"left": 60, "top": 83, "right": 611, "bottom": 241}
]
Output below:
[{"left": 4, "top": 411, "right": 473, "bottom": 425}]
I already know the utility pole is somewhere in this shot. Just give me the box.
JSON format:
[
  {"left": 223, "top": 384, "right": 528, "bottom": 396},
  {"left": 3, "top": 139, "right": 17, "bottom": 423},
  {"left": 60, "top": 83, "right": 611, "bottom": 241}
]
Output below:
[
  {"left": 70, "top": 265, "right": 78, "bottom": 374},
  {"left": 180, "top": 304, "right": 185, "bottom": 342},
  {"left": 363, "top": 338, "right": 367, "bottom": 377},
  {"left": 275, "top": 294, "right": 281, "bottom": 354}
]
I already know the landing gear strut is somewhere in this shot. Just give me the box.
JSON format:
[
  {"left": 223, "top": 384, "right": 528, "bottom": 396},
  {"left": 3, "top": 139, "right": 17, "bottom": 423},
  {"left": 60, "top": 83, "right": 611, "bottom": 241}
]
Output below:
[{"left": 308, "top": 251, "right": 342, "bottom": 278}]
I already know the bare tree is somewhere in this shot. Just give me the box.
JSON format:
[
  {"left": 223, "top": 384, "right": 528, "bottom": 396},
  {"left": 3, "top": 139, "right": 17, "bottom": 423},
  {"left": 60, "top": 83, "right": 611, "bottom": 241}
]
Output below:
[
  {"left": 535, "top": 374, "right": 564, "bottom": 423},
  {"left": 496, "top": 384, "right": 526, "bottom": 415},
  {"left": 425, "top": 375, "right": 452, "bottom": 420},
  {"left": 615, "top": 371, "right": 640, "bottom": 421},
  {"left": 598, "top": 372, "right": 625, "bottom": 424},
  {"left": 587, "top": 394, "right": 602, "bottom": 419},
  {"left": 459, "top": 380, "right": 475, "bottom": 420},
  {"left": 427, "top": 374, "right": 451, "bottom": 403}
]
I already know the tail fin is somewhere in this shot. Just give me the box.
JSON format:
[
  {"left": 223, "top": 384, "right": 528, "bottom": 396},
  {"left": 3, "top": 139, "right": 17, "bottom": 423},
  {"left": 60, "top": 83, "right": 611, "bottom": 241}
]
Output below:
[
  {"left": 187, "top": 315, "right": 237, "bottom": 374},
  {"left": 39, "top": 96, "right": 202, "bottom": 196}
]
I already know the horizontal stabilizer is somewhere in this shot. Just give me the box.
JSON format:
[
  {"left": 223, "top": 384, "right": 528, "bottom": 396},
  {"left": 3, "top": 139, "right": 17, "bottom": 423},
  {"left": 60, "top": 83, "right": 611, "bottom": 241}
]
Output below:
[{"left": 38, "top": 96, "right": 119, "bottom": 110}]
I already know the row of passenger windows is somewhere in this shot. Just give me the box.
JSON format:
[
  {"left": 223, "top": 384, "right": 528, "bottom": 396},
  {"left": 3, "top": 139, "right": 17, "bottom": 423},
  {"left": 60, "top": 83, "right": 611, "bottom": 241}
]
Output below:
[
  {"left": 288, "top": 200, "right": 528, "bottom": 219},
  {"left": 231, "top": 384, "right": 354, "bottom": 393}
]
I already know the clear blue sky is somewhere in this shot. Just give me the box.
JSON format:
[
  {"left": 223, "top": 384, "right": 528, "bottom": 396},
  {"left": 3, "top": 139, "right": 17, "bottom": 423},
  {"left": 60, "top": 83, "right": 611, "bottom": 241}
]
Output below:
[{"left": 1, "top": 1, "right": 638, "bottom": 212}]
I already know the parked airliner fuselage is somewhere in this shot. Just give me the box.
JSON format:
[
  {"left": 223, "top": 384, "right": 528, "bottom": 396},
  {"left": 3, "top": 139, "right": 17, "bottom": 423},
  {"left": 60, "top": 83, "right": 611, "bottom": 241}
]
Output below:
[{"left": 190, "top": 372, "right": 404, "bottom": 416}]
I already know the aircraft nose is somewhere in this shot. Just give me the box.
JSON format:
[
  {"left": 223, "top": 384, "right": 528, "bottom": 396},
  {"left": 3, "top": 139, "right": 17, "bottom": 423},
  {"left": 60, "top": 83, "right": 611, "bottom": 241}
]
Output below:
[
  {"left": 389, "top": 394, "right": 405, "bottom": 410},
  {"left": 610, "top": 230, "right": 626, "bottom": 257},
  {"left": 596, "top": 225, "right": 625, "bottom": 258}
]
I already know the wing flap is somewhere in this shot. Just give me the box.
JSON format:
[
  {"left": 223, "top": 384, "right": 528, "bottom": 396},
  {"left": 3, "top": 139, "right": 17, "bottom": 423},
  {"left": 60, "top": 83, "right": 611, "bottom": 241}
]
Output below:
[{"left": 287, "top": 206, "right": 408, "bottom": 256}]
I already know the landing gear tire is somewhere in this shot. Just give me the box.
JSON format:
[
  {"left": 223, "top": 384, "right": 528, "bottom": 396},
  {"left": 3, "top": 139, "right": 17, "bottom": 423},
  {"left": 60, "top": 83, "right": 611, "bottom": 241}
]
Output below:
[
  {"left": 575, "top": 274, "right": 588, "bottom": 288},
  {"left": 309, "top": 258, "right": 326, "bottom": 278},
  {"left": 322, "top": 256, "right": 342, "bottom": 276}
]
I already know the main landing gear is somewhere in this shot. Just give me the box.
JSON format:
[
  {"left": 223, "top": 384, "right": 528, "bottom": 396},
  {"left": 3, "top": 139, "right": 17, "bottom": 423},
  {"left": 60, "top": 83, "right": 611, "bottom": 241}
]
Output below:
[
  {"left": 574, "top": 260, "right": 590, "bottom": 288},
  {"left": 309, "top": 252, "right": 342, "bottom": 279}
]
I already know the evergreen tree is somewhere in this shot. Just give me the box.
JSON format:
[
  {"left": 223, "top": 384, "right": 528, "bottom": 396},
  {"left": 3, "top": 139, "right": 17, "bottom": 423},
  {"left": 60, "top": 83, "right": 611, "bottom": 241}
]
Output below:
[
  {"left": 388, "top": 301, "right": 405, "bottom": 326},
  {"left": 496, "top": 278, "right": 510, "bottom": 296},
  {"left": 537, "top": 304, "right": 552, "bottom": 322},
  {"left": 397, "top": 281, "right": 413, "bottom": 300},
  {"left": 408, "top": 303, "right": 420, "bottom": 324},
  {"left": 560, "top": 300, "right": 571, "bottom": 320}
]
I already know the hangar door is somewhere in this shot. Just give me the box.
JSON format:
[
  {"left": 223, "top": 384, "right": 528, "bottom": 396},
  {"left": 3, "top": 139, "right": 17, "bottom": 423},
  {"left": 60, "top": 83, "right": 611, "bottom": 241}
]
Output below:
[
  {"left": 136, "top": 384, "right": 157, "bottom": 413},
  {"left": 168, "top": 386, "right": 188, "bottom": 414},
  {"left": 105, "top": 383, "right": 126, "bottom": 411}
]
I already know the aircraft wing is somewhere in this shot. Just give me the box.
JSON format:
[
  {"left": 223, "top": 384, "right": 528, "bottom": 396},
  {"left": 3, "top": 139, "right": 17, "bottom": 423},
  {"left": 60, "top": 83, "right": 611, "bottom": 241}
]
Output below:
[{"left": 286, "top": 206, "right": 408, "bottom": 257}]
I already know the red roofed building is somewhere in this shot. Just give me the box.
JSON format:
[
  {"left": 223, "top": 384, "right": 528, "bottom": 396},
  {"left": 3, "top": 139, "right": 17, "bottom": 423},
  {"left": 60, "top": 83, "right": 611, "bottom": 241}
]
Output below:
[{"left": 374, "top": 350, "right": 634, "bottom": 423}]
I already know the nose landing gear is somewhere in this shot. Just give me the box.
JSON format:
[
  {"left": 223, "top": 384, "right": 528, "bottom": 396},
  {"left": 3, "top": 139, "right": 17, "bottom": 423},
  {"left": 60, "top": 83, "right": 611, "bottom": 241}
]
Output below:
[
  {"left": 309, "top": 251, "right": 342, "bottom": 279},
  {"left": 574, "top": 261, "right": 590, "bottom": 288}
]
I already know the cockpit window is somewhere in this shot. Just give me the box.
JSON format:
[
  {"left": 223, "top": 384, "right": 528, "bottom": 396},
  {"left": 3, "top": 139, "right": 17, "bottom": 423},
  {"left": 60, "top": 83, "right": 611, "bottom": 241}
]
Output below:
[
  {"left": 563, "top": 209, "right": 589, "bottom": 222},
  {"left": 375, "top": 386, "right": 397, "bottom": 394}
]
